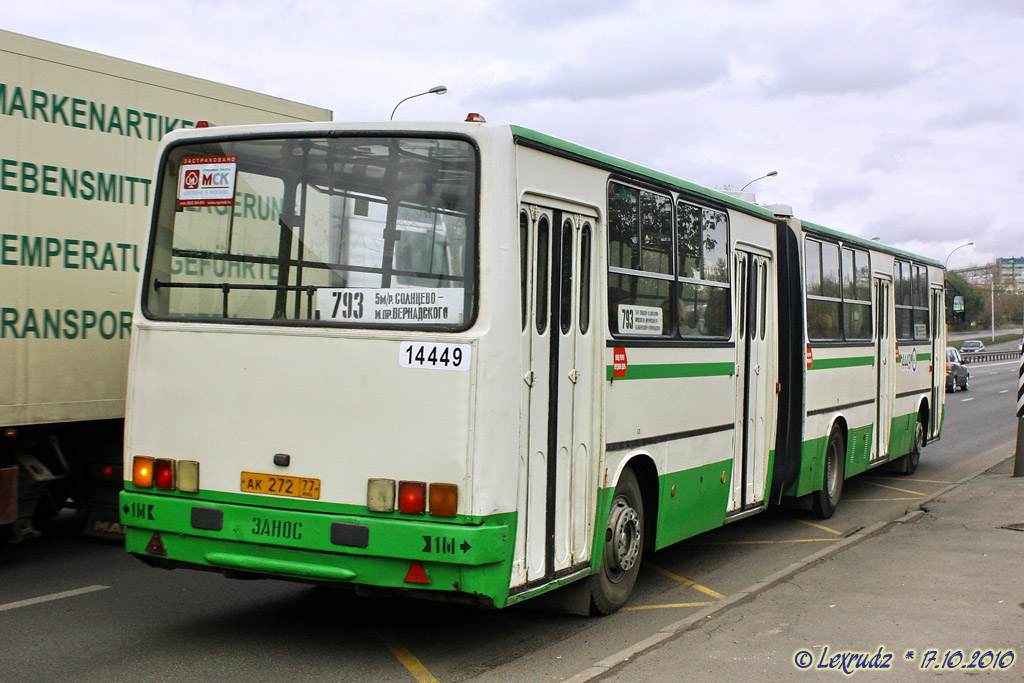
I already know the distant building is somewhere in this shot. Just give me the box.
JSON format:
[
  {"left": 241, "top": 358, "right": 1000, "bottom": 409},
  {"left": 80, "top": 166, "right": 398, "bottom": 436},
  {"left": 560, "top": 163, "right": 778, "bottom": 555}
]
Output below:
[{"left": 952, "top": 257, "right": 1024, "bottom": 293}]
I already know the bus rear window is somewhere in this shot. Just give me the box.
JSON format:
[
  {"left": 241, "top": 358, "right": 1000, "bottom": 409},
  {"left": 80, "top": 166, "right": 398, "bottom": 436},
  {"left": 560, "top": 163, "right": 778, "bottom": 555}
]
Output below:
[{"left": 143, "top": 136, "right": 477, "bottom": 330}]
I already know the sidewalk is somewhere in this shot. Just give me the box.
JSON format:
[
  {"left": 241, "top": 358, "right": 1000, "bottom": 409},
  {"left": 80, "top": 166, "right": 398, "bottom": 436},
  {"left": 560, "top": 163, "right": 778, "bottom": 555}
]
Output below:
[{"left": 586, "top": 458, "right": 1024, "bottom": 681}]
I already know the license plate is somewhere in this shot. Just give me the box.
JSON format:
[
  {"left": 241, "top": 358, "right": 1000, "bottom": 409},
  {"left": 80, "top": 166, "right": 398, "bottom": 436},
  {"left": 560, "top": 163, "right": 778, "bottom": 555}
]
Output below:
[{"left": 240, "top": 472, "right": 321, "bottom": 500}]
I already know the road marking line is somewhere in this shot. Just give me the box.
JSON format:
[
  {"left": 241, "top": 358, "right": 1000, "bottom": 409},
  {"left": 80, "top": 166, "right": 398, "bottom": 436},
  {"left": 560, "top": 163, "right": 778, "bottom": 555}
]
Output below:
[
  {"left": 844, "top": 497, "right": 920, "bottom": 501},
  {"left": 0, "top": 585, "right": 110, "bottom": 612},
  {"left": 692, "top": 538, "right": 837, "bottom": 546},
  {"left": 374, "top": 626, "right": 438, "bottom": 683},
  {"left": 796, "top": 519, "right": 843, "bottom": 536},
  {"left": 961, "top": 397, "right": 975, "bottom": 402},
  {"left": 866, "top": 476, "right": 953, "bottom": 484},
  {"left": 862, "top": 480, "right": 925, "bottom": 495},
  {"left": 644, "top": 563, "right": 725, "bottom": 599},
  {"left": 999, "top": 390, "right": 1009, "bottom": 394},
  {"left": 622, "top": 601, "right": 716, "bottom": 611}
]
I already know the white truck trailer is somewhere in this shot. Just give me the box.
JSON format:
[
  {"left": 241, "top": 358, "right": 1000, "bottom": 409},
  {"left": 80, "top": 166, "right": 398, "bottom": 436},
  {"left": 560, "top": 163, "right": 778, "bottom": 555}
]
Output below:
[{"left": 0, "top": 30, "right": 331, "bottom": 540}]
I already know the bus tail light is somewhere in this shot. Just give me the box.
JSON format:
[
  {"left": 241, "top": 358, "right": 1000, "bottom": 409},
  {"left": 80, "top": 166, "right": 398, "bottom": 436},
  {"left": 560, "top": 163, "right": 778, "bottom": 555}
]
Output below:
[
  {"left": 155, "top": 459, "right": 175, "bottom": 490},
  {"left": 132, "top": 456, "right": 198, "bottom": 492},
  {"left": 177, "top": 461, "right": 200, "bottom": 493},
  {"left": 368, "top": 479, "right": 458, "bottom": 516},
  {"left": 132, "top": 456, "right": 154, "bottom": 487},
  {"left": 367, "top": 478, "right": 396, "bottom": 512},
  {"left": 398, "top": 481, "right": 426, "bottom": 514},
  {"left": 428, "top": 484, "right": 458, "bottom": 517}
]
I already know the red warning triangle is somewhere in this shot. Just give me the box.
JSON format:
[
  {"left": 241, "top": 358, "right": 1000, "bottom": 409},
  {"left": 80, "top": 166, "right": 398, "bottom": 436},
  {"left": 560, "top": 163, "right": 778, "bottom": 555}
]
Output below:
[
  {"left": 404, "top": 561, "right": 430, "bottom": 584},
  {"left": 145, "top": 532, "right": 167, "bottom": 556}
]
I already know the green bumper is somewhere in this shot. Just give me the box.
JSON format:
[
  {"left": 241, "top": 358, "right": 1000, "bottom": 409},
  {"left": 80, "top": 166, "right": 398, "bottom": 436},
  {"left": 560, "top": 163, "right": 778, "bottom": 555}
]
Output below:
[{"left": 121, "top": 490, "right": 515, "bottom": 605}]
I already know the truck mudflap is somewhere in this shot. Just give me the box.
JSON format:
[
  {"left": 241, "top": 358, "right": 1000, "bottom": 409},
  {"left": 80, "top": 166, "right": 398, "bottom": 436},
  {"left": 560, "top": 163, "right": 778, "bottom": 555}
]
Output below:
[
  {"left": 1, "top": 466, "right": 18, "bottom": 526},
  {"left": 120, "top": 490, "right": 516, "bottom": 599},
  {"left": 85, "top": 503, "right": 126, "bottom": 540}
]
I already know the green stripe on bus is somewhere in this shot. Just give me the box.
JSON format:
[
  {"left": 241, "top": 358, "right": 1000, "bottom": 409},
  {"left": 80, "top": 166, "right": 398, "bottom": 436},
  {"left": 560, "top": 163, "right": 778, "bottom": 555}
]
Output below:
[
  {"left": 810, "top": 352, "right": 933, "bottom": 370},
  {"left": 605, "top": 361, "right": 736, "bottom": 381},
  {"left": 510, "top": 125, "right": 777, "bottom": 220},
  {"left": 809, "top": 356, "right": 874, "bottom": 370}
]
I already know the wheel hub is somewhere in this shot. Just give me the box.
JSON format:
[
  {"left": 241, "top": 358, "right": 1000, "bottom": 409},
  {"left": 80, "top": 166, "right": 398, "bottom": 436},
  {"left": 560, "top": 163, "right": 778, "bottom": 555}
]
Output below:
[{"left": 606, "top": 500, "right": 640, "bottom": 574}]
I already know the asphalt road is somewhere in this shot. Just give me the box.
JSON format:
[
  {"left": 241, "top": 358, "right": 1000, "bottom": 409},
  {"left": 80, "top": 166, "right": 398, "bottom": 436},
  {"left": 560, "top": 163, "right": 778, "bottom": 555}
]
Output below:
[{"left": 1, "top": 359, "right": 1019, "bottom": 683}]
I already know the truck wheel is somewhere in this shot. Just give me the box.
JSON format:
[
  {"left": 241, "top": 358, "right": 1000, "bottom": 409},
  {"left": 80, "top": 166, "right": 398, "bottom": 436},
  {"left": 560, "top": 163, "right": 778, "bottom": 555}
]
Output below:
[
  {"left": 812, "top": 429, "right": 844, "bottom": 519},
  {"left": 591, "top": 468, "right": 643, "bottom": 615}
]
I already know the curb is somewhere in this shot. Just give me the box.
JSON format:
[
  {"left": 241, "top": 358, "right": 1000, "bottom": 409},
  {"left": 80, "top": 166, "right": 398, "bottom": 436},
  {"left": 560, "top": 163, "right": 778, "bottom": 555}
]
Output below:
[{"left": 565, "top": 454, "right": 1013, "bottom": 682}]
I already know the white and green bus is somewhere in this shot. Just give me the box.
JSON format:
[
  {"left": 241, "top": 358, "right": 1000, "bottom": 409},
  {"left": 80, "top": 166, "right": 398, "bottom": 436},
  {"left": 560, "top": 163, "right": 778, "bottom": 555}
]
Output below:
[{"left": 121, "top": 120, "right": 944, "bottom": 614}]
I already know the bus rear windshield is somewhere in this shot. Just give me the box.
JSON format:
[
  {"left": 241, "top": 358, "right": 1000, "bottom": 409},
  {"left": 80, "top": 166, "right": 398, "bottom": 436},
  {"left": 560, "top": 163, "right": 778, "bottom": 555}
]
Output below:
[{"left": 143, "top": 135, "right": 478, "bottom": 330}]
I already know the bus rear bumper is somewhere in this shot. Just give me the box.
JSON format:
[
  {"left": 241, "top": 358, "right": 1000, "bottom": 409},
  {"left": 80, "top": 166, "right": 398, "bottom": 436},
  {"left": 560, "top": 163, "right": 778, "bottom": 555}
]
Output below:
[{"left": 121, "top": 490, "right": 515, "bottom": 604}]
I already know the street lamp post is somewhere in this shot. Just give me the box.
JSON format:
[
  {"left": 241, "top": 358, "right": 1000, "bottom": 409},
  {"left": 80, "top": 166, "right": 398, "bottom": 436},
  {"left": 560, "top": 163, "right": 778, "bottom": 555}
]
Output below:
[
  {"left": 944, "top": 241, "right": 974, "bottom": 269},
  {"left": 739, "top": 170, "right": 778, "bottom": 192},
  {"left": 390, "top": 85, "right": 448, "bottom": 121},
  {"left": 991, "top": 274, "right": 996, "bottom": 342}
]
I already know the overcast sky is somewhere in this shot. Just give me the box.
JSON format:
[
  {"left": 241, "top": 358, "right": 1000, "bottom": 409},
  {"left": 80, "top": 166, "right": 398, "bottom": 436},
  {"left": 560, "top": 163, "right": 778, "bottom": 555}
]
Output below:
[{"left": 7, "top": 0, "right": 1022, "bottom": 269}]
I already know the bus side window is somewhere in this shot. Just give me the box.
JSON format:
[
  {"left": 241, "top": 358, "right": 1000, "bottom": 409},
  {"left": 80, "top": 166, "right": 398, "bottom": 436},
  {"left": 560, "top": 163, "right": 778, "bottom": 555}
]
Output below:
[
  {"left": 560, "top": 218, "right": 573, "bottom": 335},
  {"left": 536, "top": 216, "right": 549, "bottom": 334},
  {"left": 520, "top": 211, "right": 529, "bottom": 331},
  {"left": 579, "top": 223, "right": 592, "bottom": 335}
]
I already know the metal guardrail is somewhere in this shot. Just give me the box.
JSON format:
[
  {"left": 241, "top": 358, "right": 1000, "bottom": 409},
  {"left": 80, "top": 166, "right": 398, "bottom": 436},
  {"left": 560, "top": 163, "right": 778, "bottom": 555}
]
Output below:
[{"left": 960, "top": 351, "right": 1023, "bottom": 364}]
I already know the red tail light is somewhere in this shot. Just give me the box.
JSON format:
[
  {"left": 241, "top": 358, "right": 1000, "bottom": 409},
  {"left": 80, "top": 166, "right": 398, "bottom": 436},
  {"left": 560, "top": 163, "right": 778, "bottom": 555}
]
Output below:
[
  {"left": 398, "top": 481, "right": 426, "bottom": 514},
  {"left": 154, "top": 459, "right": 175, "bottom": 490}
]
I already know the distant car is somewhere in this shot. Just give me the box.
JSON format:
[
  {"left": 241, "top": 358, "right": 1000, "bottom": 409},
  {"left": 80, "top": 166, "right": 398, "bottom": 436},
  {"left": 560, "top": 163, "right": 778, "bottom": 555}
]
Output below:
[
  {"left": 946, "top": 347, "right": 969, "bottom": 392},
  {"left": 959, "top": 340, "right": 985, "bottom": 354}
]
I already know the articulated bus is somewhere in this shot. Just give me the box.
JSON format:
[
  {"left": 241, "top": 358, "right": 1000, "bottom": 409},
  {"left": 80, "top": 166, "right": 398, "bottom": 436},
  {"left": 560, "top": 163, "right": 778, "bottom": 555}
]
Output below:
[{"left": 121, "top": 120, "right": 944, "bottom": 614}]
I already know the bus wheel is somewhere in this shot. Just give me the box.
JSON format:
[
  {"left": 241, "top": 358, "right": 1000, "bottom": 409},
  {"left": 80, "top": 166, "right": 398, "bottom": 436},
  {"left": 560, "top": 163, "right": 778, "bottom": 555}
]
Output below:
[
  {"left": 897, "top": 420, "right": 924, "bottom": 475},
  {"left": 591, "top": 468, "right": 643, "bottom": 615},
  {"left": 812, "top": 429, "right": 844, "bottom": 519}
]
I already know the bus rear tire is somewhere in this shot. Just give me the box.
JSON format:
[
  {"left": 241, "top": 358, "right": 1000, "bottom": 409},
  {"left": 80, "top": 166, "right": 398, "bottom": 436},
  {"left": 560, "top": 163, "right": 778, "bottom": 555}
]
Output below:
[
  {"left": 812, "top": 429, "right": 844, "bottom": 520},
  {"left": 590, "top": 468, "right": 643, "bottom": 615},
  {"left": 896, "top": 419, "right": 924, "bottom": 475}
]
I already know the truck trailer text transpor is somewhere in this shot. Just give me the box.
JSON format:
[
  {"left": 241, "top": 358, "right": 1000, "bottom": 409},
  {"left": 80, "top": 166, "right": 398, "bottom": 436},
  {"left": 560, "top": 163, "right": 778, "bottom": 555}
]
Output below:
[{"left": 0, "top": 30, "right": 331, "bottom": 541}]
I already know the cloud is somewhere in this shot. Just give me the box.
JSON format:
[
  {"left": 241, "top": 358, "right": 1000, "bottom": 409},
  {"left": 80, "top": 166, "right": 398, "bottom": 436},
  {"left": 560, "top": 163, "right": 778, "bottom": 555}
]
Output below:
[
  {"left": 762, "top": 41, "right": 920, "bottom": 97},
  {"left": 810, "top": 181, "right": 875, "bottom": 211},
  {"left": 495, "top": 0, "right": 634, "bottom": 28},
  {"left": 860, "top": 133, "right": 933, "bottom": 172},
  {"left": 468, "top": 29, "right": 730, "bottom": 106},
  {"left": 862, "top": 210, "right": 993, "bottom": 260},
  {"left": 470, "top": 54, "right": 728, "bottom": 105},
  {"left": 930, "top": 100, "right": 1022, "bottom": 129}
]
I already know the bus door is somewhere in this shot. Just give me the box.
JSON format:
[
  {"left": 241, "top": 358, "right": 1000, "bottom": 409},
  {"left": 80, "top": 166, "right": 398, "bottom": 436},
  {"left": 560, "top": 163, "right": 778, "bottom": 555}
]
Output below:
[
  {"left": 929, "top": 286, "right": 944, "bottom": 438},
  {"left": 730, "top": 249, "right": 773, "bottom": 513},
  {"left": 873, "top": 277, "right": 896, "bottom": 462},
  {"left": 518, "top": 203, "right": 596, "bottom": 586}
]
